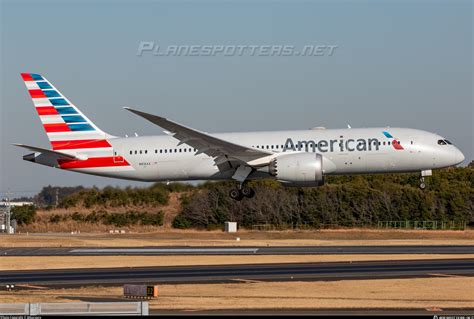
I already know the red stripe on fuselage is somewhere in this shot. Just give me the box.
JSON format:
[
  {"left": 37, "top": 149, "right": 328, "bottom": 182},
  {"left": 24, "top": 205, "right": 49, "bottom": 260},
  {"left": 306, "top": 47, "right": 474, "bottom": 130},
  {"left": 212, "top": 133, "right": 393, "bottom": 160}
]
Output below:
[
  {"left": 43, "top": 123, "right": 71, "bottom": 133},
  {"left": 21, "top": 73, "right": 34, "bottom": 81},
  {"left": 58, "top": 156, "right": 130, "bottom": 169},
  {"left": 51, "top": 139, "right": 112, "bottom": 150},
  {"left": 36, "top": 107, "right": 59, "bottom": 116}
]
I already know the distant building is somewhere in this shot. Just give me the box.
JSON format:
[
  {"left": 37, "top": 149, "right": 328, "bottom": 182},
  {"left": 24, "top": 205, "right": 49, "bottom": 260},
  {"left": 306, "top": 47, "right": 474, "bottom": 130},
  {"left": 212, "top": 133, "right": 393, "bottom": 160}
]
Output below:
[{"left": 0, "top": 201, "right": 34, "bottom": 208}]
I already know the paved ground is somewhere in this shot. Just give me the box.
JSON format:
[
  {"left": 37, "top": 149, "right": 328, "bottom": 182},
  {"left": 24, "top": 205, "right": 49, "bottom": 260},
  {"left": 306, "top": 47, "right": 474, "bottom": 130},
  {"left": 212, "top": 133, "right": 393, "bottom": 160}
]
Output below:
[
  {"left": 2, "top": 245, "right": 473, "bottom": 256},
  {"left": 150, "top": 308, "right": 474, "bottom": 316},
  {"left": 2, "top": 259, "right": 473, "bottom": 286}
]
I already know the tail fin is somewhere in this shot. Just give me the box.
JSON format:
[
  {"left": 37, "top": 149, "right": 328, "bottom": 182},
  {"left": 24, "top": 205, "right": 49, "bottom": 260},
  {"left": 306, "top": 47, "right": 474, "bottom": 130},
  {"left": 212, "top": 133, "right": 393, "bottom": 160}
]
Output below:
[{"left": 20, "top": 73, "right": 113, "bottom": 149}]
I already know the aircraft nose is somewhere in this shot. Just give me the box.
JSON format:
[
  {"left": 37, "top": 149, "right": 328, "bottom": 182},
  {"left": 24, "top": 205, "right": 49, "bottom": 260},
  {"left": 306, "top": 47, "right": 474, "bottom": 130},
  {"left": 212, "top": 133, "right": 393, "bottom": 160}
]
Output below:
[{"left": 454, "top": 147, "right": 465, "bottom": 165}]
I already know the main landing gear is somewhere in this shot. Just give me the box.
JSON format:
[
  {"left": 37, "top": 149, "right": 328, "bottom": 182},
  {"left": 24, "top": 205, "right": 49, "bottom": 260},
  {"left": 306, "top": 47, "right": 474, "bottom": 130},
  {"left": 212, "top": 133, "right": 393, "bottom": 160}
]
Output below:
[
  {"left": 229, "top": 184, "right": 256, "bottom": 201},
  {"left": 229, "top": 165, "right": 255, "bottom": 200}
]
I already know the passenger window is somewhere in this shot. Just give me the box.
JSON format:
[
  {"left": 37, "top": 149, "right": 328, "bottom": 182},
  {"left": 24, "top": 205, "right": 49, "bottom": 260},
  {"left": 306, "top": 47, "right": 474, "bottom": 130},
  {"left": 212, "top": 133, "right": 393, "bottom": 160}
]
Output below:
[
  {"left": 134, "top": 150, "right": 137, "bottom": 154},
  {"left": 165, "top": 149, "right": 167, "bottom": 153},
  {"left": 130, "top": 151, "right": 132, "bottom": 155},
  {"left": 179, "top": 149, "right": 182, "bottom": 152},
  {"left": 140, "top": 150, "right": 142, "bottom": 154},
  {"left": 160, "top": 150, "right": 163, "bottom": 154},
  {"left": 145, "top": 150, "right": 148, "bottom": 154}
]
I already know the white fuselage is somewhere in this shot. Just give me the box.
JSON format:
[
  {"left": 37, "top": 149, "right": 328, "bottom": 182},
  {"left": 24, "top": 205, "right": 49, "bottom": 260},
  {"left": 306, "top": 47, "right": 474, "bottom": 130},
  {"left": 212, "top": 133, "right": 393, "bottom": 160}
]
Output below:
[{"left": 65, "top": 127, "right": 464, "bottom": 182}]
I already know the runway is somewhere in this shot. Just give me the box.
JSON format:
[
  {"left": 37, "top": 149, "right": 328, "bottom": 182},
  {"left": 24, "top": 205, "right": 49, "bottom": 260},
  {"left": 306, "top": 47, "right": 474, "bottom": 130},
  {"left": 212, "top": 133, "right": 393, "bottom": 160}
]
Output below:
[
  {"left": 151, "top": 309, "right": 474, "bottom": 316},
  {"left": 2, "top": 245, "right": 473, "bottom": 256},
  {"left": 1, "top": 259, "right": 473, "bottom": 286}
]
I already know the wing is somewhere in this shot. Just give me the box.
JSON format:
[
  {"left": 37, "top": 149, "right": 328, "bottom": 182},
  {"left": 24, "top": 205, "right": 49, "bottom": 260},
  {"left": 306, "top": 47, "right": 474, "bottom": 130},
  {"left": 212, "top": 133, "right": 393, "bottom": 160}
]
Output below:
[
  {"left": 124, "top": 107, "right": 273, "bottom": 168},
  {"left": 12, "top": 143, "right": 81, "bottom": 160}
]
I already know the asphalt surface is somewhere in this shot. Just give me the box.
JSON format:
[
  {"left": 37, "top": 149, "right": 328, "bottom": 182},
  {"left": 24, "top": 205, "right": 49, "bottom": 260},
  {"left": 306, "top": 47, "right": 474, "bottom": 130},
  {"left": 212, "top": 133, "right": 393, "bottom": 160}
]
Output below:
[
  {"left": 2, "top": 245, "right": 474, "bottom": 256},
  {"left": 150, "top": 308, "right": 474, "bottom": 316},
  {"left": 1, "top": 259, "right": 473, "bottom": 286}
]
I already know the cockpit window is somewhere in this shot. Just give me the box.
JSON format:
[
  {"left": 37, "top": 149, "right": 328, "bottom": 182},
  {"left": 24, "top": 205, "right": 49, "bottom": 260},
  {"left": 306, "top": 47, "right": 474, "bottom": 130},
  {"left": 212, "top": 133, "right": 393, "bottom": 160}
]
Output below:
[
  {"left": 438, "top": 139, "right": 447, "bottom": 145},
  {"left": 444, "top": 139, "right": 452, "bottom": 145}
]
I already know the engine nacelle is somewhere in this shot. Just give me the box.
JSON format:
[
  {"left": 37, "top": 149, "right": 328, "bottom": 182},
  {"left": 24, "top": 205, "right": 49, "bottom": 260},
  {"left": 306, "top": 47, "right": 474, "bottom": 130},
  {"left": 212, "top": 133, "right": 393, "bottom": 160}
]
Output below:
[{"left": 269, "top": 153, "right": 324, "bottom": 187}]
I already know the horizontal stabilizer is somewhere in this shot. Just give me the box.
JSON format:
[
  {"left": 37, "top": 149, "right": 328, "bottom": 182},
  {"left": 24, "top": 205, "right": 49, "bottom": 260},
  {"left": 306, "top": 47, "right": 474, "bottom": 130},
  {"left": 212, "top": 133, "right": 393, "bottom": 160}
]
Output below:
[{"left": 12, "top": 143, "right": 80, "bottom": 160}]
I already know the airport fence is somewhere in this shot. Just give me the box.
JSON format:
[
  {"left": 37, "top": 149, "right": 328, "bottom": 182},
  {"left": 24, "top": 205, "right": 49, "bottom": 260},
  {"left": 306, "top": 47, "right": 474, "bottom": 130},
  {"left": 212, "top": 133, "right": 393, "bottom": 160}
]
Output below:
[
  {"left": 0, "top": 302, "right": 149, "bottom": 316},
  {"left": 377, "top": 220, "right": 466, "bottom": 230}
]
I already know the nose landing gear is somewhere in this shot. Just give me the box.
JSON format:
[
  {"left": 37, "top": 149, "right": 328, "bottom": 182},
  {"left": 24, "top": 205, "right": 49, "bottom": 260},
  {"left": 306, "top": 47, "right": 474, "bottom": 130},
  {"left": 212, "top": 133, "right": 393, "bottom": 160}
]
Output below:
[
  {"left": 419, "top": 177, "right": 426, "bottom": 190},
  {"left": 419, "top": 169, "right": 432, "bottom": 190}
]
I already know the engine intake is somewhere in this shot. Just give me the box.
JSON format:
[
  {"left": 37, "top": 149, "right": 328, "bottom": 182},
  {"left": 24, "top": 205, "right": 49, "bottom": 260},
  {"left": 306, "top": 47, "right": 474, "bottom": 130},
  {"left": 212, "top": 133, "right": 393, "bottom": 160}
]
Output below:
[{"left": 269, "top": 153, "right": 324, "bottom": 187}]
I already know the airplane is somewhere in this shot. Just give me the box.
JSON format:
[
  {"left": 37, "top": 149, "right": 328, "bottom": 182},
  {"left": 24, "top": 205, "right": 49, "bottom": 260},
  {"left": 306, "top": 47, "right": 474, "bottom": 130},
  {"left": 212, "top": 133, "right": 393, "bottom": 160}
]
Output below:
[{"left": 15, "top": 73, "right": 465, "bottom": 200}]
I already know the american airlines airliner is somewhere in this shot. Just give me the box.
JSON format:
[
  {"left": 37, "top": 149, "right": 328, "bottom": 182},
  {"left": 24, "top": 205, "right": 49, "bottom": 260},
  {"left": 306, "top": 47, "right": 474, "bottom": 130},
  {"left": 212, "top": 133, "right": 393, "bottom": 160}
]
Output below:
[{"left": 15, "top": 73, "right": 465, "bottom": 200}]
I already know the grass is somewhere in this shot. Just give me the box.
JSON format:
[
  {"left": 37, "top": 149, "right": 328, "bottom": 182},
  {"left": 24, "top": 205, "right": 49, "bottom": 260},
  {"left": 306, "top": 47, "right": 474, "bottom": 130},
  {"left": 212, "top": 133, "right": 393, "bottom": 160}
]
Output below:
[
  {"left": 2, "top": 277, "right": 473, "bottom": 310},
  {"left": 1, "top": 229, "right": 473, "bottom": 248}
]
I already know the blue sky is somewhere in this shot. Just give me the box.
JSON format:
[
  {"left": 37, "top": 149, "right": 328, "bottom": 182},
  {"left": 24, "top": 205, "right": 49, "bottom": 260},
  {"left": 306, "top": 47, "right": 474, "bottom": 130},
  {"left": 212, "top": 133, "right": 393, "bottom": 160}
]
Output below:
[{"left": 1, "top": 0, "right": 472, "bottom": 197}]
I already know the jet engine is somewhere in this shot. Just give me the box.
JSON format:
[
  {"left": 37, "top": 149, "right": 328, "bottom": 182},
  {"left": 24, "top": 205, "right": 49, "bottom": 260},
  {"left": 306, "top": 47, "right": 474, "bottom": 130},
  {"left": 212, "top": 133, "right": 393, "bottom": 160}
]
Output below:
[{"left": 269, "top": 153, "right": 324, "bottom": 187}]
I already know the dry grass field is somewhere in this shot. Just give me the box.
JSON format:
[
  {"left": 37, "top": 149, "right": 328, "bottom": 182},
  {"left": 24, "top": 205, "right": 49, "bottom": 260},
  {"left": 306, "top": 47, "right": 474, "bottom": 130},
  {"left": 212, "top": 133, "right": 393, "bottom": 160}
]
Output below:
[
  {"left": 2, "top": 277, "right": 473, "bottom": 310},
  {"left": 2, "top": 229, "right": 473, "bottom": 248}
]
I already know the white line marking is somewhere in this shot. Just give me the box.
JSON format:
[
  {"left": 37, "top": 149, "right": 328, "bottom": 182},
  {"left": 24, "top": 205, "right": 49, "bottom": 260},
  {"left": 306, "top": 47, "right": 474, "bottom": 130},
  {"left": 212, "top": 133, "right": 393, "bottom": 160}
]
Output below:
[{"left": 69, "top": 248, "right": 259, "bottom": 253}]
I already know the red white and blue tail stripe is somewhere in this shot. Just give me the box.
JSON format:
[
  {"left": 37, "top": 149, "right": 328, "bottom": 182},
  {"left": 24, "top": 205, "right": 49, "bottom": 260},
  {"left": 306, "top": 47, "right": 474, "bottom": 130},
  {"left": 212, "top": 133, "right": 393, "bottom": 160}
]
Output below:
[
  {"left": 21, "top": 73, "right": 109, "bottom": 145},
  {"left": 21, "top": 73, "right": 131, "bottom": 170}
]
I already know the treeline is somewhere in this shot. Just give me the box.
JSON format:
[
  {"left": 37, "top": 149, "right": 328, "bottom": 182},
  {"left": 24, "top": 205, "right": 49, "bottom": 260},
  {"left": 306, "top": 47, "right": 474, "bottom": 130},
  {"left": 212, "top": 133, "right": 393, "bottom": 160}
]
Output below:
[
  {"left": 173, "top": 167, "right": 474, "bottom": 230},
  {"left": 33, "top": 183, "right": 195, "bottom": 208},
  {"left": 58, "top": 184, "right": 180, "bottom": 209},
  {"left": 11, "top": 205, "right": 37, "bottom": 225},
  {"left": 12, "top": 205, "right": 164, "bottom": 228},
  {"left": 35, "top": 185, "right": 85, "bottom": 206},
  {"left": 12, "top": 166, "right": 473, "bottom": 230}
]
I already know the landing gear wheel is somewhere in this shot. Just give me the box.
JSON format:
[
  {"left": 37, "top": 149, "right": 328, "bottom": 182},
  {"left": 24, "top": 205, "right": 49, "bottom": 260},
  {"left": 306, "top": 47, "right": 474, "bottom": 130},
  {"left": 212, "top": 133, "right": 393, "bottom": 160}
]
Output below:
[
  {"left": 241, "top": 186, "right": 256, "bottom": 198},
  {"left": 229, "top": 188, "right": 243, "bottom": 201},
  {"left": 419, "top": 176, "right": 426, "bottom": 190}
]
